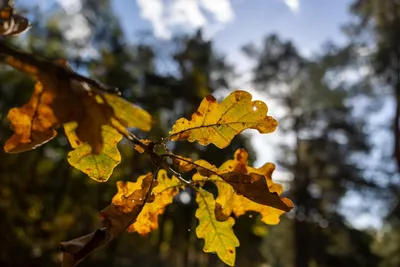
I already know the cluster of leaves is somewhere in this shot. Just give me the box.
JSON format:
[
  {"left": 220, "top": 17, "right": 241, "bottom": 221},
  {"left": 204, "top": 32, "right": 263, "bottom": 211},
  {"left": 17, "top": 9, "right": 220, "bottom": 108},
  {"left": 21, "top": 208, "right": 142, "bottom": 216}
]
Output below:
[{"left": 0, "top": 10, "right": 293, "bottom": 267}]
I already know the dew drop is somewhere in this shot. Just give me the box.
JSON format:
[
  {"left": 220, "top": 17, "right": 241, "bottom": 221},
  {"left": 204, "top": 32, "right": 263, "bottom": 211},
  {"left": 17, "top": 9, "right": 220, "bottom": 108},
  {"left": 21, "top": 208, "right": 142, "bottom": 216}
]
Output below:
[
  {"left": 249, "top": 214, "right": 253, "bottom": 218},
  {"left": 188, "top": 229, "right": 191, "bottom": 232},
  {"left": 131, "top": 200, "right": 135, "bottom": 203}
]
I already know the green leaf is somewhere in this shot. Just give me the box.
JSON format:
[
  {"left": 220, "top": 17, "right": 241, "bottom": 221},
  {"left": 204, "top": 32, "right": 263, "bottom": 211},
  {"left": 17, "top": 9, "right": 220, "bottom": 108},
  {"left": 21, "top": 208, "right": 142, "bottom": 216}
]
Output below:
[
  {"left": 64, "top": 122, "right": 122, "bottom": 182},
  {"left": 195, "top": 188, "right": 239, "bottom": 266}
]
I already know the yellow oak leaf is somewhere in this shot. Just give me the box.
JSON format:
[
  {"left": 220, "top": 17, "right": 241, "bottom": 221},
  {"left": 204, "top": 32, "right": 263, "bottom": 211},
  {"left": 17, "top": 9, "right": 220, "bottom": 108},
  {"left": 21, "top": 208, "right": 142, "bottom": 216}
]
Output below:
[
  {"left": 64, "top": 122, "right": 122, "bottom": 182},
  {"left": 102, "top": 93, "right": 152, "bottom": 132},
  {"left": 213, "top": 175, "right": 288, "bottom": 225},
  {"left": 195, "top": 188, "right": 239, "bottom": 266},
  {"left": 217, "top": 149, "right": 293, "bottom": 212},
  {"left": 169, "top": 90, "right": 278, "bottom": 148},
  {"left": 176, "top": 149, "right": 293, "bottom": 213},
  {"left": 4, "top": 82, "right": 57, "bottom": 153},
  {"left": 111, "top": 173, "right": 156, "bottom": 215},
  {"left": 127, "top": 169, "right": 182, "bottom": 235},
  {"left": 173, "top": 155, "right": 195, "bottom": 173}
]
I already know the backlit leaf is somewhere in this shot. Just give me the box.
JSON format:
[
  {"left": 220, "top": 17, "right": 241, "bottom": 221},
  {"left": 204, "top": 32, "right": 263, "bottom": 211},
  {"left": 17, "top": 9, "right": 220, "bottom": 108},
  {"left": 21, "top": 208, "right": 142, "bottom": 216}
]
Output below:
[
  {"left": 105, "top": 173, "right": 156, "bottom": 238},
  {"left": 195, "top": 188, "right": 239, "bottom": 266},
  {"left": 175, "top": 149, "right": 293, "bottom": 213},
  {"left": 3, "top": 57, "right": 152, "bottom": 179},
  {"left": 4, "top": 82, "right": 57, "bottom": 153},
  {"left": 102, "top": 93, "right": 152, "bottom": 132},
  {"left": 127, "top": 170, "right": 182, "bottom": 235},
  {"left": 64, "top": 122, "right": 122, "bottom": 182},
  {"left": 169, "top": 90, "right": 278, "bottom": 148}
]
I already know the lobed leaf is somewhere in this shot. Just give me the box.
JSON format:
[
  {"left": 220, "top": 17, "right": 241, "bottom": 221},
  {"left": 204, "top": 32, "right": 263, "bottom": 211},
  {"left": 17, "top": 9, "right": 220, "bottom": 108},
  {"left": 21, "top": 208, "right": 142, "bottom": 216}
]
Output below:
[
  {"left": 127, "top": 170, "right": 182, "bottom": 235},
  {"left": 3, "top": 57, "right": 152, "bottom": 180},
  {"left": 64, "top": 122, "right": 122, "bottom": 182},
  {"left": 175, "top": 149, "right": 293, "bottom": 213},
  {"left": 169, "top": 90, "right": 278, "bottom": 148},
  {"left": 4, "top": 82, "right": 57, "bottom": 153},
  {"left": 195, "top": 188, "right": 239, "bottom": 266}
]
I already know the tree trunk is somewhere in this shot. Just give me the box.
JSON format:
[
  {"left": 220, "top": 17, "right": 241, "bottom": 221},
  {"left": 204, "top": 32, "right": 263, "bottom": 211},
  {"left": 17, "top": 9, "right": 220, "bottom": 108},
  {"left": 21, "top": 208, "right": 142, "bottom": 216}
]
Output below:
[{"left": 394, "top": 51, "right": 400, "bottom": 172}]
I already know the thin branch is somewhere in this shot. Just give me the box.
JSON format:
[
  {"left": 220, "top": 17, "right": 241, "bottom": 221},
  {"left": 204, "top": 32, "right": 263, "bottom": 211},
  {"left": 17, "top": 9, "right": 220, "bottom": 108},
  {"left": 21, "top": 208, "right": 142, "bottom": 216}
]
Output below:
[{"left": 0, "top": 40, "right": 120, "bottom": 95}]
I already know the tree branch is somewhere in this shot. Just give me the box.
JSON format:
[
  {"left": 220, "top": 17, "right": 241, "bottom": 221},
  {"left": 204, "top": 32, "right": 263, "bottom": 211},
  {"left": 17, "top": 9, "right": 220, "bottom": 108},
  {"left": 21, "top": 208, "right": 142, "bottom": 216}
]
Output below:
[{"left": 0, "top": 40, "right": 120, "bottom": 95}]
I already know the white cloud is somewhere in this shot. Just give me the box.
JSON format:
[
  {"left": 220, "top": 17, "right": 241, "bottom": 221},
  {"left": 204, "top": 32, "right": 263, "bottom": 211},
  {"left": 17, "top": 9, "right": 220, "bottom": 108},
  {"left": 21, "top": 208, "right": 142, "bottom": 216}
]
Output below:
[
  {"left": 282, "top": 0, "right": 300, "bottom": 13},
  {"left": 57, "top": 0, "right": 91, "bottom": 42},
  {"left": 136, "top": 0, "right": 234, "bottom": 39},
  {"left": 57, "top": 0, "right": 82, "bottom": 14}
]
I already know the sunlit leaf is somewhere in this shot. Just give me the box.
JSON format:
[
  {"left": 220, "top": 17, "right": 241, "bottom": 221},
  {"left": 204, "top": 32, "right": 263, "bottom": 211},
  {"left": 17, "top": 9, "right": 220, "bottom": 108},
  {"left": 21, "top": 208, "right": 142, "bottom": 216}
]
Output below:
[
  {"left": 169, "top": 90, "right": 278, "bottom": 148},
  {"left": 64, "top": 122, "right": 122, "bottom": 182},
  {"left": 213, "top": 175, "right": 288, "bottom": 225},
  {"left": 195, "top": 188, "right": 239, "bottom": 266},
  {"left": 127, "top": 170, "right": 182, "bottom": 235},
  {"left": 3, "top": 57, "right": 152, "bottom": 179},
  {"left": 105, "top": 173, "right": 156, "bottom": 238},
  {"left": 173, "top": 155, "right": 195, "bottom": 173},
  {"left": 102, "top": 93, "right": 152, "bottom": 132},
  {"left": 4, "top": 82, "right": 57, "bottom": 153},
  {"left": 176, "top": 149, "right": 293, "bottom": 212}
]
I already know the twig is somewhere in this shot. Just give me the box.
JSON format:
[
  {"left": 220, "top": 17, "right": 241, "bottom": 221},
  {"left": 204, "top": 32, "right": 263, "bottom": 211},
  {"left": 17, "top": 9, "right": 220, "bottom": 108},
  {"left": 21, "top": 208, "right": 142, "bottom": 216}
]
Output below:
[{"left": 0, "top": 40, "right": 120, "bottom": 95}]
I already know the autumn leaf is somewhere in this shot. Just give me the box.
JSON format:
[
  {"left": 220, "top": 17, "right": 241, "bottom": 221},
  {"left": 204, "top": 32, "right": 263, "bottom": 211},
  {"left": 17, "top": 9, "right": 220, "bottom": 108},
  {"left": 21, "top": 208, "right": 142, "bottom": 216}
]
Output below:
[
  {"left": 173, "top": 155, "right": 195, "bottom": 173},
  {"left": 169, "top": 90, "right": 278, "bottom": 148},
  {"left": 3, "top": 56, "right": 152, "bottom": 179},
  {"left": 4, "top": 82, "right": 57, "bottom": 153},
  {"left": 195, "top": 188, "right": 239, "bottom": 266},
  {"left": 102, "top": 93, "right": 152, "bottom": 132},
  {"left": 64, "top": 122, "right": 123, "bottom": 182},
  {"left": 127, "top": 170, "right": 182, "bottom": 235},
  {"left": 103, "top": 173, "right": 156, "bottom": 239},
  {"left": 60, "top": 173, "right": 154, "bottom": 267},
  {"left": 174, "top": 149, "right": 293, "bottom": 213},
  {"left": 213, "top": 175, "right": 289, "bottom": 225}
]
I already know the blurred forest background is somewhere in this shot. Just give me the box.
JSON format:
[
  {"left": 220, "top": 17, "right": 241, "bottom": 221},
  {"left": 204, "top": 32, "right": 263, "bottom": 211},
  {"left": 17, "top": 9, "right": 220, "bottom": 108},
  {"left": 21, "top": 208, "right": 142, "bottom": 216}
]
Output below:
[{"left": 1, "top": 0, "right": 400, "bottom": 266}]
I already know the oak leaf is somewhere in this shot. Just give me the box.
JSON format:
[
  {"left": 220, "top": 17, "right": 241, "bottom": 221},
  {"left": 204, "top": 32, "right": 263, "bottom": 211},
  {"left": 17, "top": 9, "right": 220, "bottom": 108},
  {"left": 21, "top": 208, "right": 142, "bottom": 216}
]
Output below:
[
  {"left": 3, "top": 57, "right": 152, "bottom": 180},
  {"left": 64, "top": 122, "right": 122, "bottom": 182},
  {"left": 127, "top": 170, "right": 182, "bottom": 235},
  {"left": 195, "top": 188, "right": 239, "bottom": 266},
  {"left": 174, "top": 149, "right": 293, "bottom": 213},
  {"left": 169, "top": 90, "right": 278, "bottom": 148},
  {"left": 4, "top": 82, "right": 58, "bottom": 153}
]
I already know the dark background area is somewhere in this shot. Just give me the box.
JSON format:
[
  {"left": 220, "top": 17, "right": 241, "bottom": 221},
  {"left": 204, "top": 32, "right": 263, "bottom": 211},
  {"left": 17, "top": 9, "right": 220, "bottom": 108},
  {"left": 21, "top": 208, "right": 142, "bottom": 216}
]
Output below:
[{"left": 1, "top": 0, "right": 400, "bottom": 266}]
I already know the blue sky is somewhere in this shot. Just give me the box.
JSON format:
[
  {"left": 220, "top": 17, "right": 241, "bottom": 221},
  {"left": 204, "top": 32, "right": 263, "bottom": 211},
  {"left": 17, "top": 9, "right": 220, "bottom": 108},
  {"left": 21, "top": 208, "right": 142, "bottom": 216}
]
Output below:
[{"left": 112, "top": 0, "right": 352, "bottom": 65}]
